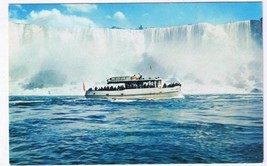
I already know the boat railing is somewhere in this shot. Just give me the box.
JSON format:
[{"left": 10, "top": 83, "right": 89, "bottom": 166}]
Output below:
[
  {"left": 88, "top": 82, "right": 181, "bottom": 91},
  {"left": 108, "top": 76, "right": 131, "bottom": 81}
]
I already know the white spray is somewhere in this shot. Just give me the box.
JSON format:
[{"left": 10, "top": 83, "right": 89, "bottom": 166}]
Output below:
[{"left": 9, "top": 21, "right": 262, "bottom": 95}]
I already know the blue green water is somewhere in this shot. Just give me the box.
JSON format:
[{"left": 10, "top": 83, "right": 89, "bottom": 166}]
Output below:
[{"left": 9, "top": 94, "right": 263, "bottom": 164}]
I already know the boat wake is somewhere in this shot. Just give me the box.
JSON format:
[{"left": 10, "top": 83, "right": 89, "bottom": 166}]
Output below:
[
  {"left": 110, "top": 99, "right": 138, "bottom": 103},
  {"left": 171, "top": 94, "right": 185, "bottom": 99}
]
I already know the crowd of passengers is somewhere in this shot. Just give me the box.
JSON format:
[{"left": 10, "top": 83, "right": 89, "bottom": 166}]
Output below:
[
  {"left": 163, "top": 82, "right": 181, "bottom": 88},
  {"left": 88, "top": 82, "right": 181, "bottom": 91}
]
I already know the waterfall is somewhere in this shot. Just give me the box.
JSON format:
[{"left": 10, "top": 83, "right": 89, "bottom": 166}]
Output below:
[{"left": 9, "top": 20, "right": 262, "bottom": 95}]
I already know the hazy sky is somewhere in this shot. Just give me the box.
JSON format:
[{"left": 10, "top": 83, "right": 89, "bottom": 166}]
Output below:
[{"left": 9, "top": 2, "right": 262, "bottom": 28}]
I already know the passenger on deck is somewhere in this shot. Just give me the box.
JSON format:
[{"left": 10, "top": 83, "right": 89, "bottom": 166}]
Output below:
[
  {"left": 131, "top": 75, "right": 137, "bottom": 80},
  {"left": 138, "top": 73, "right": 142, "bottom": 79},
  {"left": 163, "top": 83, "right": 167, "bottom": 88}
]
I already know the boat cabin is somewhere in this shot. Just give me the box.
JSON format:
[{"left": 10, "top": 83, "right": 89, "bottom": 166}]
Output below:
[
  {"left": 87, "top": 75, "right": 181, "bottom": 91},
  {"left": 107, "top": 75, "right": 162, "bottom": 89}
]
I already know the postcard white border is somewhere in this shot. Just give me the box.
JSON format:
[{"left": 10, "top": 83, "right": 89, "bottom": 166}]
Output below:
[{"left": 1, "top": 0, "right": 266, "bottom": 166}]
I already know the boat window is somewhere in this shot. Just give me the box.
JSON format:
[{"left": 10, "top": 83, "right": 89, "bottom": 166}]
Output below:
[{"left": 106, "top": 94, "right": 109, "bottom": 96}]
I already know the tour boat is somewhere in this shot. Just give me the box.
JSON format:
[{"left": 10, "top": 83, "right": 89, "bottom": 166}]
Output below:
[{"left": 85, "top": 74, "right": 182, "bottom": 100}]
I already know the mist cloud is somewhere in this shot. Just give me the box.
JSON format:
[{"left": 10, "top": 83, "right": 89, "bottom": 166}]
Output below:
[
  {"left": 23, "top": 70, "right": 66, "bottom": 90},
  {"left": 9, "top": 20, "right": 262, "bottom": 95},
  {"left": 134, "top": 53, "right": 167, "bottom": 78}
]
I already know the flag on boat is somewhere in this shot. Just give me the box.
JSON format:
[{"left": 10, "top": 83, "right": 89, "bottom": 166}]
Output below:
[{"left": 83, "top": 82, "right": 86, "bottom": 91}]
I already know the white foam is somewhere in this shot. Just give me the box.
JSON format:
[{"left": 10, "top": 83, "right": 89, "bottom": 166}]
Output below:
[
  {"left": 110, "top": 99, "right": 137, "bottom": 102},
  {"left": 9, "top": 21, "right": 262, "bottom": 95}
]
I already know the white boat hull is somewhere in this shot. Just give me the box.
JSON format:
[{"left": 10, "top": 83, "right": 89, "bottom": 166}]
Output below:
[{"left": 85, "top": 86, "right": 182, "bottom": 100}]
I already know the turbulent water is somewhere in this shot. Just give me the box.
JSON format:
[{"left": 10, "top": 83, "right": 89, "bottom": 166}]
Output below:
[
  {"left": 9, "top": 94, "right": 263, "bottom": 164},
  {"left": 9, "top": 20, "right": 262, "bottom": 95}
]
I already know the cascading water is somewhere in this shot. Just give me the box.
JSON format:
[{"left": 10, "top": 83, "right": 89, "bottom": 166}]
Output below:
[{"left": 9, "top": 20, "right": 262, "bottom": 95}]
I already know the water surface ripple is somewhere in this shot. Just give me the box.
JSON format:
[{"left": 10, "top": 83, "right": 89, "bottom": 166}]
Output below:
[{"left": 9, "top": 94, "right": 263, "bottom": 164}]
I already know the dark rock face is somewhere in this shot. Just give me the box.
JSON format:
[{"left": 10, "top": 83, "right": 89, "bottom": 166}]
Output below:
[
  {"left": 23, "top": 70, "right": 67, "bottom": 89},
  {"left": 250, "top": 88, "right": 262, "bottom": 93},
  {"left": 250, "top": 18, "right": 262, "bottom": 47}
]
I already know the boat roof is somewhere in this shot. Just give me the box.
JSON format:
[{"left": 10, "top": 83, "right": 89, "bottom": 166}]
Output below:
[{"left": 107, "top": 76, "right": 161, "bottom": 84}]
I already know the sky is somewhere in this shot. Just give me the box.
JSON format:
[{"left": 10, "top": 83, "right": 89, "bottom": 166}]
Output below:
[{"left": 8, "top": 2, "right": 262, "bottom": 29}]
